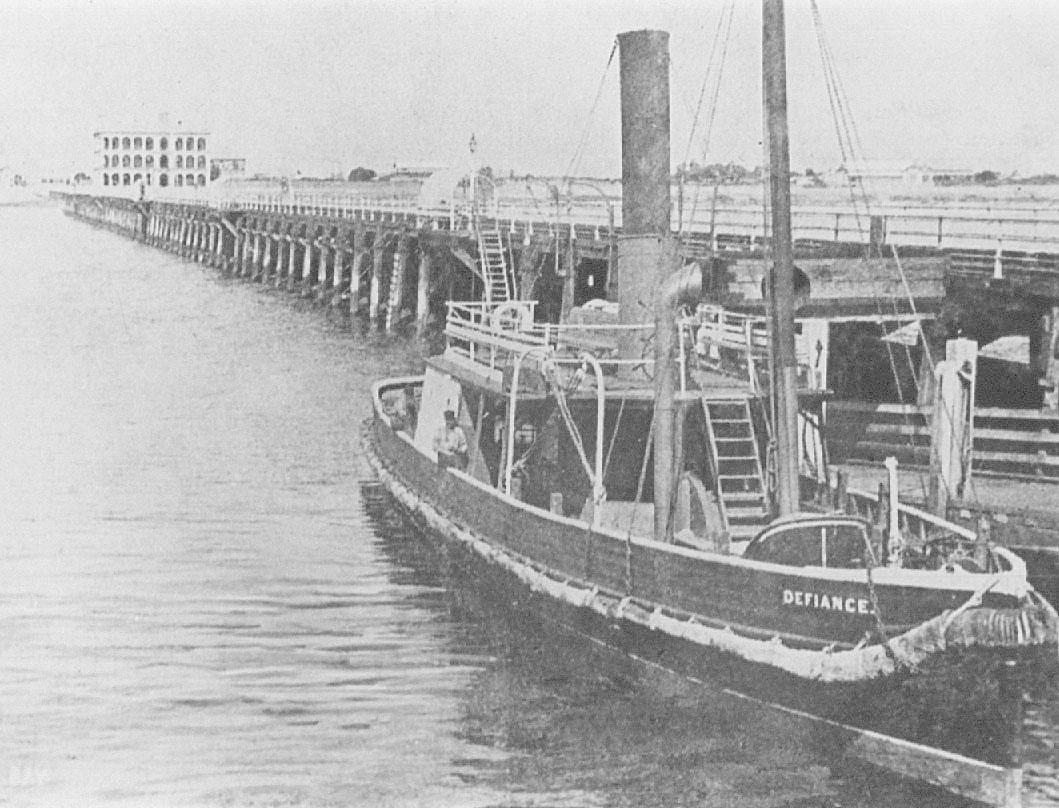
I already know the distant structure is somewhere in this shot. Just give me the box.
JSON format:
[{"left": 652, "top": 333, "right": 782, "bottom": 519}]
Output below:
[
  {"left": 829, "top": 162, "right": 974, "bottom": 192},
  {"left": 210, "top": 157, "right": 246, "bottom": 180},
  {"left": 93, "top": 128, "right": 211, "bottom": 190}
]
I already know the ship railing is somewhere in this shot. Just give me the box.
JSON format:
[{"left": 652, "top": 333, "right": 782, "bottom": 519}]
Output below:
[
  {"left": 835, "top": 480, "right": 1025, "bottom": 575},
  {"left": 695, "top": 304, "right": 771, "bottom": 358},
  {"left": 688, "top": 304, "right": 815, "bottom": 393},
  {"left": 444, "top": 300, "right": 659, "bottom": 385}
]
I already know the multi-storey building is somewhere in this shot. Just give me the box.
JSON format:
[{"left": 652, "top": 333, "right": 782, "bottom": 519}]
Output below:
[{"left": 93, "top": 130, "right": 210, "bottom": 190}]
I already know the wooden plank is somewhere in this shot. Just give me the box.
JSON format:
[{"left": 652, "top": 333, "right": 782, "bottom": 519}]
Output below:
[
  {"left": 865, "top": 423, "right": 931, "bottom": 437},
  {"left": 976, "top": 407, "right": 1059, "bottom": 422},
  {"left": 974, "top": 450, "right": 1059, "bottom": 466},
  {"left": 851, "top": 441, "right": 931, "bottom": 460},
  {"left": 974, "top": 428, "right": 1059, "bottom": 443},
  {"left": 830, "top": 401, "right": 926, "bottom": 416}
]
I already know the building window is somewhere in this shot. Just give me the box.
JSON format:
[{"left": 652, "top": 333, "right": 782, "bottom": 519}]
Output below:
[
  {"left": 103, "top": 174, "right": 109, "bottom": 186},
  {"left": 122, "top": 137, "right": 131, "bottom": 149},
  {"left": 133, "top": 137, "right": 142, "bottom": 149},
  {"left": 123, "top": 174, "right": 131, "bottom": 185},
  {"left": 186, "top": 140, "right": 193, "bottom": 152},
  {"left": 145, "top": 137, "right": 153, "bottom": 150},
  {"left": 102, "top": 137, "right": 109, "bottom": 149},
  {"left": 145, "top": 155, "right": 154, "bottom": 168},
  {"left": 197, "top": 137, "right": 206, "bottom": 150},
  {"left": 133, "top": 173, "right": 142, "bottom": 183},
  {"left": 185, "top": 173, "right": 195, "bottom": 186},
  {"left": 175, "top": 175, "right": 183, "bottom": 187},
  {"left": 175, "top": 155, "right": 183, "bottom": 169},
  {"left": 175, "top": 138, "right": 183, "bottom": 150},
  {"left": 160, "top": 137, "right": 168, "bottom": 150},
  {"left": 133, "top": 155, "right": 142, "bottom": 168},
  {"left": 122, "top": 155, "right": 131, "bottom": 167},
  {"left": 159, "top": 173, "right": 168, "bottom": 187},
  {"left": 111, "top": 173, "right": 119, "bottom": 185},
  {"left": 103, "top": 156, "right": 109, "bottom": 168},
  {"left": 197, "top": 156, "right": 205, "bottom": 169},
  {"left": 146, "top": 174, "right": 152, "bottom": 185},
  {"left": 197, "top": 174, "right": 206, "bottom": 186},
  {"left": 160, "top": 155, "right": 169, "bottom": 169}
]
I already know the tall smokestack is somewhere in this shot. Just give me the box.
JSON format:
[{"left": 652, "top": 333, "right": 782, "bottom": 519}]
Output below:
[
  {"left": 618, "top": 30, "right": 670, "bottom": 237},
  {"left": 616, "top": 31, "right": 675, "bottom": 343},
  {"left": 616, "top": 30, "right": 679, "bottom": 543}
]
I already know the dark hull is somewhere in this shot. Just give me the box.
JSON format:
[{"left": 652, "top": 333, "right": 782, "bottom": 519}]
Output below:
[
  {"left": 358, "top": 477, "right": 1048, "bottom": 769},
  {"left": 366, "top": 407, "right": 1040, "bottom": 664}
]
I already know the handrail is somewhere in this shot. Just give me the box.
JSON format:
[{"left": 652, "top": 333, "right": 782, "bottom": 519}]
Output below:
[{"left": 68, "top": 185, "right": 1059, "bottom": 254}]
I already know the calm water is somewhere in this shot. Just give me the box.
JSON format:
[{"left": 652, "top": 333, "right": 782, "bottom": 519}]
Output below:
[{"left": 0, "top": 205, "right": 1055, "bottom": 808}]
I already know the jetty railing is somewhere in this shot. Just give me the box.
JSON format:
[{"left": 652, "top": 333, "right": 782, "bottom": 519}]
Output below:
[{"left": 88, "top": 182, "right": 1059, "bottom": 258}]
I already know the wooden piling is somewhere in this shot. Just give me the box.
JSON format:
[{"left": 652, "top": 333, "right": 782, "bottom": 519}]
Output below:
[
  {"left": 351, "top": 247, "right": 371, "bottom": 317},
  {"left": 286, "top": 228, "right": 297, "bottom": 287},
  {"left": 301, "top": 233, "right": 314, "bottom": 291},
  {"left": 416, "top": 247, "right": 433, "bottom": 336},
  {"left": 370, "top": 240, "right": 385, "bottom": 328},
  {"left": 387, "top": 235, "right": 409, "bottom": 331}
]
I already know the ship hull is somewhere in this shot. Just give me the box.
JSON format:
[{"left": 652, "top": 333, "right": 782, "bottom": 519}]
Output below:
[
  {"left": 358, "top": 469, "right": 1048, "bottom": 767},
  {"left": 365, "top": 377, "right": 1056, "bottom": 686}
]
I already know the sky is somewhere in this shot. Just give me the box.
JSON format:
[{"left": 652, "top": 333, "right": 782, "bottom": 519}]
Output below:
[{"left": 3, "top": 0, "right": 1059, "bottom": 179}]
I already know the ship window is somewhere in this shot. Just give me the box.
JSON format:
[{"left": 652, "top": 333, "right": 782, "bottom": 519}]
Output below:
[
  {"left": 197, "top": 137, "right": 206, "bottom": 150},
  {"left": 160, "top": 137, "right": 168, "bottom": 150},
  {"left": 742, "top": 520, "right": 870, "bottom": 568}
]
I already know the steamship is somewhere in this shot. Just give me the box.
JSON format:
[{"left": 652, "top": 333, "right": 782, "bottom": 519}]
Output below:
[{"left": 362, "top": 19, "right": 1057, "bottom": 685}]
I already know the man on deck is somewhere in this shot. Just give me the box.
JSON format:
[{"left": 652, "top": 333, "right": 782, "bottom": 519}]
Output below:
[{"left": 433, "top": 409, "right": 468, "bottom": 470}]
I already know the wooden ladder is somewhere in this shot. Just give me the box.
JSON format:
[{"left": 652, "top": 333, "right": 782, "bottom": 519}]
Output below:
[
  {"left": 476, "top": 228, "right": 513, "bottom": 304},
  {"left": 702, "top": 397, "right": 770, "bottom": 540}
]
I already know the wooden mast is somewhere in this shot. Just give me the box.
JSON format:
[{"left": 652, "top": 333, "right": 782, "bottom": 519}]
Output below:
[{"left": 763, "top": 0, "right": 800, "bottom": 516}]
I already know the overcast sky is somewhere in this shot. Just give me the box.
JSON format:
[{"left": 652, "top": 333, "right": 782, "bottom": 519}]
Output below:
[{"left": 3, "top": 0, "right": 1059, "bottom": 178}]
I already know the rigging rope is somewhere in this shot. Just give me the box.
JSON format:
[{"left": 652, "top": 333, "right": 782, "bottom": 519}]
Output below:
[
  {"left": 809, "top": 1, "right": 979, "bottom": 513},
  {"left": 680, "top": 1, "right": 736, "bottom": 242},
  {"left": 563, "top": 38, "right": 618, "bottom": 184}
]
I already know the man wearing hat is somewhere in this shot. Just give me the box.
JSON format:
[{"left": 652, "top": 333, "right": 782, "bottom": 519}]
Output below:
[{"left": 433, "top": 409, "right": 468, "bottom": 470}]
